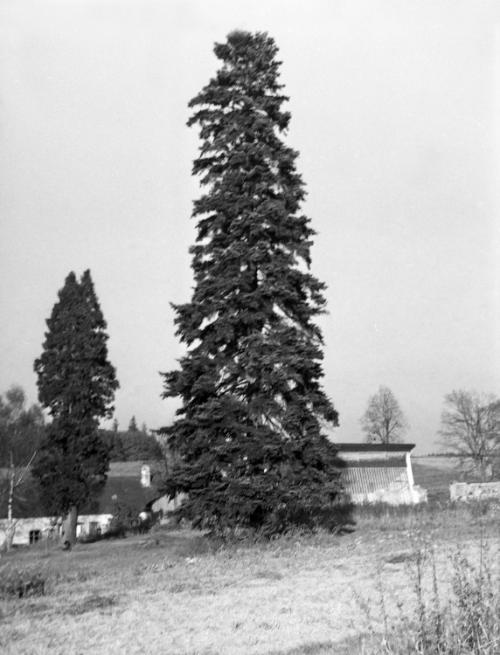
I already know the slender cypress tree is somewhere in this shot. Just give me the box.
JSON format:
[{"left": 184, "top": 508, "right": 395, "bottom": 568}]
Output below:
[
  {"left": 33, "top": 270, "right": 118, "bottom": 543},
  {"left": 162, "top": 31, "right": 342, "bottom": 534}
]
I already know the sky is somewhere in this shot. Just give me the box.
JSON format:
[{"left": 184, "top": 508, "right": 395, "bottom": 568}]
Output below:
[{"left": 1, "top": 0, "right": 499, "bottom": 453}]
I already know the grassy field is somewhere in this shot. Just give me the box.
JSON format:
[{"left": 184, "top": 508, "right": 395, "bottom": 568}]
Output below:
[
  {"left": 412, "top": 456, "right": 486, "bottom": 503},
  {"left": 1, "top": 499, "right": 499, "bottom": 655},
  {"left": 1, "top": 460, "right": 499, "bottom": 654}
]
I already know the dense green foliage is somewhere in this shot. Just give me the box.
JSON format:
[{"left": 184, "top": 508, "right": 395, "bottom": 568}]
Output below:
[
  {"left": 101, "top": 428, "right": 163, "bottom": 462},
  {"left": 161, "top": 31, "right": 342, "bottom": 535},
  {"left": 32, "top": 270, "right": 118, "bottom": 518}
]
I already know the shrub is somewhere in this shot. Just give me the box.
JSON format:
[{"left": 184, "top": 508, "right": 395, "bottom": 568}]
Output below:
[
  {"left": 97, "top": 501, "right": 154, "bottom": 539},
  {"left": 107, "top": 503, "right": 135, "bottom": 538}
]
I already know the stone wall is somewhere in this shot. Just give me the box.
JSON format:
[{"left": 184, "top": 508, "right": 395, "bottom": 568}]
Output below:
[{"left": 450, "top": 481, "right": 500, "bottom": 502}]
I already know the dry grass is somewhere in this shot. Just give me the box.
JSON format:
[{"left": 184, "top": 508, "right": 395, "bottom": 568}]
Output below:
[{"left": 0, "top": 502, "right": 499, "bottom": 654}]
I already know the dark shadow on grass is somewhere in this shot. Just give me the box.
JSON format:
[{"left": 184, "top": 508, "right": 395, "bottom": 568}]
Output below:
[
  {"left": 266, "top": 641, "right": 337, "bottom": 655},
  {"left": 65, "top": 593, "right": 117, "bottom": 615}
]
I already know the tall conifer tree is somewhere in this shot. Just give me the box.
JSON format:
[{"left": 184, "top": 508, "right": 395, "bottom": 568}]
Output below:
[
  {"left": 162, "top": 31, "right": 342, "bottom": 534},
  {"left": 33, "top": 270, "right": 118, "bottom": 543}
]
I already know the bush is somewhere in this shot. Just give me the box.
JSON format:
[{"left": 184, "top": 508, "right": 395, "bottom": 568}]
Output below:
[
  {"left": 106, "top": 501, "right": 136, "bottom": 538},
  {"left": 95, "top": 501, "right": 154, "bottom": 540}
]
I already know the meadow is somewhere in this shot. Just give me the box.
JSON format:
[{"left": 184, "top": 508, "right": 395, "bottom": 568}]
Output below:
[{"left": 1, "top": 465, "right": 499, "bottom": 654}]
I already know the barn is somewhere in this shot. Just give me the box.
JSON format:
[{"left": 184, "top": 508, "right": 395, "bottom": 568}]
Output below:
[{"left": 335, "top": 443, "right": 427, "bottom": 505}]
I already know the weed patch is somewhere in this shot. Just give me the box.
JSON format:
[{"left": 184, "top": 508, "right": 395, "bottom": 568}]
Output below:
[
  {"left": 356, "top": 539, "right": 500, "bottom": 654},
  {"left": 65, "top": 593, "right": 117, "bottom": 615}
]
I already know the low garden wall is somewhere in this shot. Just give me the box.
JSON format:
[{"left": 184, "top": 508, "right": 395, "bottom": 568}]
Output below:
[{"left": 450, "top": 481, "right": 500, "bottom": 502}]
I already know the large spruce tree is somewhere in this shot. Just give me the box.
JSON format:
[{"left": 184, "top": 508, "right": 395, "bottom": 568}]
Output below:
[
  {"left": 33, "top": 270, "right": 118, "bottom": 544},
  {"left": 162, "top": 31, "right": 342, "bottom": 534}
]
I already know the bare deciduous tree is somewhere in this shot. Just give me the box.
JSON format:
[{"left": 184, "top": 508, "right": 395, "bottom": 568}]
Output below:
[
  {"left": 0, "top": 386, "right": 41, "bottom": 552},
  {"left": 439, "top": 390, "right": 500, "bottom": 481},
  {"left": 0, "top": 450, "right": 37, "bottom": 552},
  {"left": 361, "top": 386, "right": 408, "bottom": 444}
]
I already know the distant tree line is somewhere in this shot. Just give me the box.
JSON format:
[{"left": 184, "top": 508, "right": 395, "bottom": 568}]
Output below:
[
  {"left": 0, "top": 386, "right": 45, "bottom": 468},
  {"left": 0, "top": 389, "right": 163, "bottom": 468},
  {"left": 0, "top": 385, "right": 46, "bottom": 550},
  {"left": 101, "top": 426, "right": 163, "bottom": 462}
]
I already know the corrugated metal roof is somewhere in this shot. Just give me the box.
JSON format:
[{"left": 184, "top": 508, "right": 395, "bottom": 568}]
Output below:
[{"left": 340, "top": 466, "right": 409, "bottom": 496}]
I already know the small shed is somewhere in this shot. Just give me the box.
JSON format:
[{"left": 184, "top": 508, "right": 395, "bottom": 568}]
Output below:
[{"left": 335, "top": 443, "right": 427, "bottom": 505}]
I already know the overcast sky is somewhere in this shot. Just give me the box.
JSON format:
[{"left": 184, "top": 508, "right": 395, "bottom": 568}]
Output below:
[{"left": 1, "top": 0, "right": 499, "bottom": 453}]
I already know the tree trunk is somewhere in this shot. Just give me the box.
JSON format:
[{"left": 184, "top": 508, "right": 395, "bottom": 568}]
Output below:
[
  {"left": 479, "top": 458, "right": 493, "bottom": 482},
  {"left": 3, "top": 521, "right": 17, "bottom": 552},
  {"left": 62, "top": 506, "right": 78, "bottom": 548},
  {"left": 3, "top": 449, "right": 37, "bottom": 552}
]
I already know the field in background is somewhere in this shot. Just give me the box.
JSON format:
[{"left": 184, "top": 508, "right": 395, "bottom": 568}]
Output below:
[
  {"left": 412, "top": 455, "right": 500, "bottom": 503},
  {"left": 412, "top": 457, "right": 465, "bottom": 503}
]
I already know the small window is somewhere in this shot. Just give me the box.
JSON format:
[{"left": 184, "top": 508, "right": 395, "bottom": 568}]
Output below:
[{"left": 29, "top": 529, "right": 41, "bottom": 544}]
